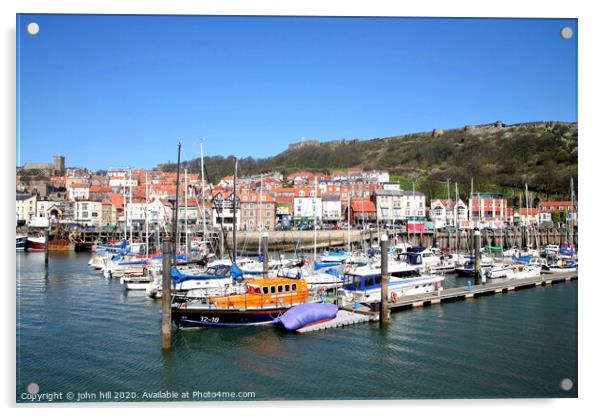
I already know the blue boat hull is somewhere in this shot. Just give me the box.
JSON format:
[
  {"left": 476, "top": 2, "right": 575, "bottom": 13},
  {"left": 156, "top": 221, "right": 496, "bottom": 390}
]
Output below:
[{"left": 16, "top": 237, "right": 27, "bottom": 251}]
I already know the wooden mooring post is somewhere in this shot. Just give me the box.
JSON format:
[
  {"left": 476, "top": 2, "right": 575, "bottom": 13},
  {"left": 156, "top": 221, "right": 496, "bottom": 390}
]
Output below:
[
  {"left": 380, "top": 234, "right": 389, "bottom": 325},
  {"left": 161, "top": 241, "right": 172, "bottom": 350},
  {"left": 44, "top": 228, "right": 49, "bottom": 269},
  {"left": 474, "top": 229, "right": 481, "bottom": 285}
]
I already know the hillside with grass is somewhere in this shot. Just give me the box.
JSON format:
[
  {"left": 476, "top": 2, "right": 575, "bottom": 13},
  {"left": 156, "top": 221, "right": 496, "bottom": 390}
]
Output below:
[{"left": 159, "top": 121, "right": 577, "bottom": 201}]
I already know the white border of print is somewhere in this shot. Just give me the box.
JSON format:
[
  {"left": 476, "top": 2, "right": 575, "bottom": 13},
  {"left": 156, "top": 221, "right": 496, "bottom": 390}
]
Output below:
[{"left": 1, "top": 1, "right": 599, "bottom": 415}]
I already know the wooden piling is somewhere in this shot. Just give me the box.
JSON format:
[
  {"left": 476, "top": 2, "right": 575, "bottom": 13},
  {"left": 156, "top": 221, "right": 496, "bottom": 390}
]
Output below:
[
  {"left": 44, "top": 228, "right": 49, "bottom": 268},
  {"left": 474, "top": 229, "right": 481, "bottom": 285},
  {"left": 380, "top": 234, "right": 389, "bottom": 325},
  {"left": 161, "top": 241, "right": 172, "bottom": 350}
]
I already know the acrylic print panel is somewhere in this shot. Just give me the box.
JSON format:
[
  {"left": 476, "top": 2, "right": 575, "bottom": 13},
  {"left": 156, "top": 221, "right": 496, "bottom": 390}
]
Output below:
[{"left": 16, "top": 14, "right": 578, "bottom": 403}]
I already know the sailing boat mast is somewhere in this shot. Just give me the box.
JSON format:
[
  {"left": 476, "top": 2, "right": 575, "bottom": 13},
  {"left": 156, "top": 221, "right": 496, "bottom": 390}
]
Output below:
[
  {"left": 525, "top": 183, "right": 530, "bottom": 249},
  {"left": 145, "top": 171, "right": 149, "bottom": 257},
  {"left": 184, "top": 168, "right": 188, "bottom": 260},
  {"left": 412, "top": 181, "right": 416, "bottom": 245},
  {"left": 259, "top": 173, "right": 264, "bottom": 255},
  {"left": 469, "top": 177, "right": 474, "bottom": 225},
  {"left": 569, "top": 177, "right": 575, "bottom": 245},
  {"left": 347, "top": 182, "right": 351, "bottom": 252},
  {"left": 200, "top": 139, "right": 207, "bottom": 241},
  {"left": 232, "top": 157, "right": 238, "bottom": 263},
  {"left": 128, "top": 168, "right": 133, "bottom": 247},
  {"left": 122, "top": 182, "right": 127, "bottom": 244},
  {"left": 313, "top": 176, "right": 318, "bottom": 262},
  {"left": 172, "top": 142, "right": 182, "bottom": 261},
  {"left": 455, "top": 182, "right": 459, "bottom": 254},
  {"left": 446, "top": 178, "right": 451, "bottom": 227}
]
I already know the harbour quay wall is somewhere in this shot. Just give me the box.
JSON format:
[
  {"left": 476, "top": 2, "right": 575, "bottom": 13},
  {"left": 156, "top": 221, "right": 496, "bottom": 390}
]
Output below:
[{"left": 30, "top": 227, "right": 577, "bottom": 253}]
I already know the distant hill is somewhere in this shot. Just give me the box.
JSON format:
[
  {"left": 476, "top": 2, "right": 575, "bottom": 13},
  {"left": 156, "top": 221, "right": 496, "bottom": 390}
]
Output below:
[{"left": 159, "top": 121, "right": 577, "bottom": 200}]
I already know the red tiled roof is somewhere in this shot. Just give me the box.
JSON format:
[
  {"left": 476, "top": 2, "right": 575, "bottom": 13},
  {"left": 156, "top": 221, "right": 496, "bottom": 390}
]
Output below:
[
  {"left": 90, "top": 186, "right": 111, "bottom": 193},
  {"left": 351, "top": 200, "right": 376, "bottom": 212},
  {"left": 106, "top": 193, "right": 125, "bottom": 210}
]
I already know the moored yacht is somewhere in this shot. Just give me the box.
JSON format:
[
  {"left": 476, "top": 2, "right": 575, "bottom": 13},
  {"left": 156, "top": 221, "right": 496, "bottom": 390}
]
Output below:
[
  {"left": 339, "top": 262, "right": 444, "bottom": 304},
  {"left": 485, "top": 263, "right": 542, "bottom": 280}
]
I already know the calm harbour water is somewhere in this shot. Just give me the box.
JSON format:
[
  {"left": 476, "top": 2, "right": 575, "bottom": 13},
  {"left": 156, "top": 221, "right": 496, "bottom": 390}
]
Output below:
[{"left": 16, "top": 252, "right": 577, "bottom": 402}]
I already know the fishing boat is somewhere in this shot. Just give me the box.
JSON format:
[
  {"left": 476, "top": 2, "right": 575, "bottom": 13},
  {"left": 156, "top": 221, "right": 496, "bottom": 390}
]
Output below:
[
  {"left": 26, "top": 235, "right": 46, "bottom": 252},
  {"left": 339, "top": 263, "right": 444, "bottom": 304},
  {"left": 171, "top": 277, "right": 309, "bottom": 328},
  {"left": 16, "top": 235, "right": 27, "bottom": 251},
  {"left": 47, "top": 237, "right": 75, "bottom": 251}
]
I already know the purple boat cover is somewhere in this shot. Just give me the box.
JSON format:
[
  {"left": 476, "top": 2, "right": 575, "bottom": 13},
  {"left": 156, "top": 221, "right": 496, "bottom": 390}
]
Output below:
[{"left": 273, "top": 303, "right": 338, "bottom": 331}]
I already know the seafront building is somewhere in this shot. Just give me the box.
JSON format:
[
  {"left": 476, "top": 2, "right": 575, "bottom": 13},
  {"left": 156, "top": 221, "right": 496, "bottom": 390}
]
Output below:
[{"left": 16, "top": 161, "right": 578, "bottom": 232}]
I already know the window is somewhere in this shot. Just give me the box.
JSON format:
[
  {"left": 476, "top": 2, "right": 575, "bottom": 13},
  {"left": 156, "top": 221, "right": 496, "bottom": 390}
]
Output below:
[
  {"left": 262, "top": 287, "right": 268, "bottom": 295},
  {"left": 91, "top": 212, "right": 98, "bottom": 217},
  {"left": 270, "top": 286, "right": 276, "bottom": 294},
  {"left": 277, "top": 285, "right": 283, "bottom": 293},
  {"left": 292, "top": 283, "right": 297, "bottom": 291},
  {"left": 285, "top": 284, "right": 290, "bottom": 291}
]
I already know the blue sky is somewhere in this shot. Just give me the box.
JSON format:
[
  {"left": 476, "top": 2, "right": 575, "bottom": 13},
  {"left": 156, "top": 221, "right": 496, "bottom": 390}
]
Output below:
[{"left": 17, "top": 15, "right": 577, "bottom": 170}]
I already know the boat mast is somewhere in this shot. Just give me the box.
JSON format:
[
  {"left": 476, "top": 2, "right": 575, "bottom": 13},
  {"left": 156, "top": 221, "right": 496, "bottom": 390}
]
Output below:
[
  {"left": 259, "top": 173, "right": 264, "bottom": 255},
  {"left": 232, "top": 157, "right": 237, "bottom": 263},
  {"left": 145, "top": 171, "right": 149, "bottom": 257},
  {"left": 184, "top": 168, "right": 188, "bottom": 260},
  {"left": 129, "top": 168, "right": 133, "bottom": 247},
  {"left": 446, "top": 178, "right": 451, "bottom": 227},
  {"left": 455, "top": 182, "right": 459, "bottom": 254},
  {"left": 570, "top": 177, "right": 575, "bottom": 245},
  {"left": 122, "top": 182, "right": 127, "bottom": 244},
  {"left": 172, "top": 142, "right": 182, "bottom": 262},
  {"left": 313, "top": 176, "right": 318, "bottom": 262},
  {"left": 347, "top": 182, "right": 351, "bottom": 252},
  {"left": 525, "top": 183, "right": 530, "bottom": 249},
  {"left": 412, "top": 181, "right": 416, "bottom": 245},
  {"left": 469, "top": 177, "right": 473, "bottom": 226},
  {"left": 200, "top": 139, "right": 207, "bottom": 242}
]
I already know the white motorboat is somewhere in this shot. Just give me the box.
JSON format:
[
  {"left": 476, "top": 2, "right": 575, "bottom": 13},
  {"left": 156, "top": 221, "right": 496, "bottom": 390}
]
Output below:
[
  {"left": 277, "top": 266, "right": 343, "bottom": 290},
  {"left": 485, "top": 263, "right": 541, "bottom": 280},
  {"left": 542, "top": 256, "right": 577, "bottom": 273},
  {"left": 320, "top": 250, "right": 351, "bottom": 263},
  {"left": 123, "top": 275, "right": 153, "bottom": 290},
  {"left": 339, "top": 262, "right": 444, "bottom": 304}
]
